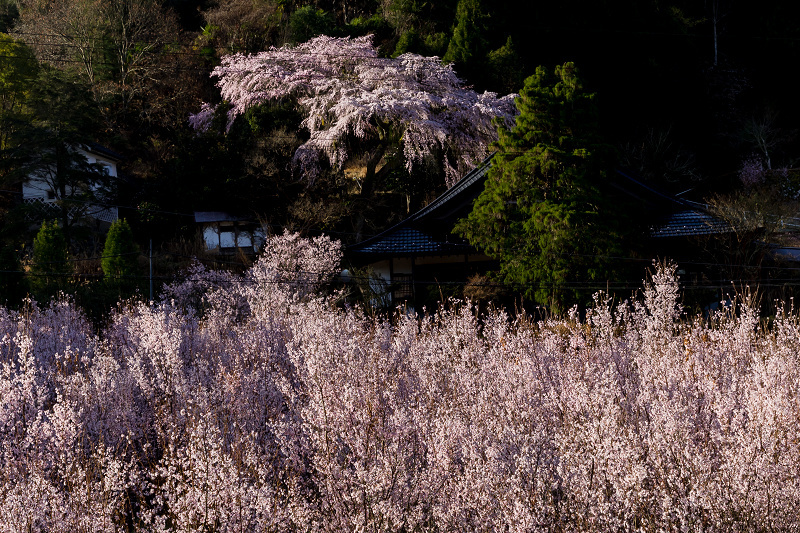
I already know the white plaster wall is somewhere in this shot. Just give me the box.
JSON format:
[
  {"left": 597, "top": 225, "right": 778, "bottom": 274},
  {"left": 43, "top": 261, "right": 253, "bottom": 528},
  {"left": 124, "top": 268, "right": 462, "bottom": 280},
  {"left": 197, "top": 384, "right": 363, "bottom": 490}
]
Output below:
[
  {"left": 22, "top": 174, "right": 51, "bottom": 200},
  {"left": 22, "top": 147, "right": 119, "bottom": 202},
  {"left": 369, "top": 260, "right": 392, "bottom": 284},
  {"left": 80, "top": 149, "right": 118, "bottom": 177}
]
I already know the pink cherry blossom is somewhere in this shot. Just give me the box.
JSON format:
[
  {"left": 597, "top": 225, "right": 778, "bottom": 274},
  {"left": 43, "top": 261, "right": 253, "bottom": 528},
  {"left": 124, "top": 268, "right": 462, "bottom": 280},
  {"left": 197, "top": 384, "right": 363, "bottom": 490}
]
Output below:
[
  {"left": 2, "top": 242, "right": 800, "bottom": 530},
  {"left": 191, "top": 35, "right": 517, "bottom": 186}
]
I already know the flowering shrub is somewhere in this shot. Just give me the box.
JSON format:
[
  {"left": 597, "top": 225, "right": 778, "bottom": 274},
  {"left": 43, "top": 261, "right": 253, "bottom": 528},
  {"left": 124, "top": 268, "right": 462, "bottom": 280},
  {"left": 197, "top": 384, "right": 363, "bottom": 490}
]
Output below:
[{"left": 2, "top": 242, "right": 800, "bottom": 530}]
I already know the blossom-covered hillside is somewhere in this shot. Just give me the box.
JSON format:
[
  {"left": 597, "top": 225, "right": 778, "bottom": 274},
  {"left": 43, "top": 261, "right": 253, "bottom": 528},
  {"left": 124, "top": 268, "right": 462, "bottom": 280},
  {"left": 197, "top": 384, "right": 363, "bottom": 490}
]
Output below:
[{"left": 1, "top": 234, "right": 798, "bottom": 531}]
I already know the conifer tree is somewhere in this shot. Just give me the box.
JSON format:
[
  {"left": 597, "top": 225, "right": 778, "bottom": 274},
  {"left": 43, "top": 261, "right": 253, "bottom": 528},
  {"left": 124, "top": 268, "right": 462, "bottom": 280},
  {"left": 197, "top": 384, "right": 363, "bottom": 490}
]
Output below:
[
  {"left": 102, "top": 218, "right": 139, "bottom": 289},
  {"left": 29, "top": 219, "right": 71, "bottom": 301},
  {"left": 456, "top": 63, "right": 622, "bottom": 312},
  {"left": 0, "top": 34, "right": 38, "bottom": 185},
  {"left": 486, "top": 36, "right": 524, "bottom": 93},
  {"left": 443, "top": 0, "right": 489, "bottom": 85}
]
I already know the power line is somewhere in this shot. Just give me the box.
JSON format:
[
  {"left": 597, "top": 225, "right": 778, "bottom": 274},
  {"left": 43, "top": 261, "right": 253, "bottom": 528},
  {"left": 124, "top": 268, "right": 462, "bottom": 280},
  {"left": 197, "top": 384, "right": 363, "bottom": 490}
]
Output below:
[
  {"left": 10, "top": 26, "right": 800, "bottom": 58},
  {"left": 8, "top": 265, "right": 800, "bottom": 295},
  {"left": 30, "top": 251, "right": 139, "bottom": 266},
  {"left": 0, "top": 191, "right": 381, "bottom": 239},
  {"left": 10, "top": 239, "right": 800, "bottom": 289},
  {"left": 6, "top": 206, "right": 800, "bottom": 275},
  {"left": 0, "top": 47, "right": 479, "bottom": 86}
]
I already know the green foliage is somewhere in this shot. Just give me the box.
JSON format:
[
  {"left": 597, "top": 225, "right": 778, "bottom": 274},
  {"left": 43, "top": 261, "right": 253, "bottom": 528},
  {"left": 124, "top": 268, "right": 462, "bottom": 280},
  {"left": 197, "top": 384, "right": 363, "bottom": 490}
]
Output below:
[
  {"left": 456, "top": 63, "right": 621, "bottom": 312},
  {"left": 442, "top": 0, "right": 488, "bottom": 83},
  {"left": 346, "top": 14, "right": 392, "bottom": 41},
  {"left": 0, "top": 34, "right": 37, "bottom": 114},
  {"left": 443, "top": 0, "right": 488, "bottom": 65},
  {"left": 29, "top": 220, "right": 71, "bottom": 301},
  {"left": 392, "top": 28, "right": 449, "bottom": 57},
  {"left": 486, "top": 36, "right": 524, "bottom": 93},
  {"left": 383, "top": 0, "right": 458, "bottom": 34},
  {"left": 29, "top": 67, "right": 99, "bottom": 135},
  {"left": 290, "top": 6, "right": 335, "bottom": 43},
  {"left": 102, "top": 219, "right": 139, "bottom": 285},
  {"left": 382, "top": 0, "right": 458, "bottom": 59},
  {"left": 18, "top": 67, "right": 110, "bottom": 232},
  {"left": 382, "top": 0, "right": 424, "bottom": 34},
  {"left": 392, "top": 28, "right": 420, "bottom": 57},
  {"left": 200, "top": 0, "right": 284, "bottom": 55},
  {"left": 0, "top": 34, "right": 38, "bottom": 183},
  {"left": 172, "top": 100, "right": 305, "bottom": 221},
  {"left": 10, "top": 0, "right": 800, "bottom": 273},
  {"left": 0, "top": 1, "right": 18, "bottom": 33},
  {"left": 423, "top": 32, "right": 449, "bottom": 56}
]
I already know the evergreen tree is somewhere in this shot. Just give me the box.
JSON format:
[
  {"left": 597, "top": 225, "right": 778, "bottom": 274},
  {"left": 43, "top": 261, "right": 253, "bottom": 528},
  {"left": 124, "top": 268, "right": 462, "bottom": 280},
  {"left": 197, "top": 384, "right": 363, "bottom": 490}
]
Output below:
[
  {"left": 29, "top": 219, "right": 71, "bottom": 301},
  {"left": 0, "top": 0, "right": 18, "bottom": 32},
  {"left": 0, "top": 34, "right": 38, "bottom": 186},
  {"left": 102, "top": 218, "right": 139, "bottom": 288},
  {"left": 456, "top": 63, "right": 622, "bottom": 312},
  {"left": 289, "top": 6, "right": 335, "bottom": 44},
  {"left": 20, "top": 67, "right": 111, "bottom": 236},
  {"left": 486, "top": 36, "right": 524, "bottom": 93},
  {"left": 442, "top": 0, "right": 489, "bottom": 87}
]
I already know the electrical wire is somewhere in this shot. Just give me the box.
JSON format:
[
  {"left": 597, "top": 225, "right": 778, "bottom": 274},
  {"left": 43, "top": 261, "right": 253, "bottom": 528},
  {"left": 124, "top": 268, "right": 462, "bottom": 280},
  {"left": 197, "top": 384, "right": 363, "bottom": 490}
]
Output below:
[{"left": 7, "top": 267, "right": 800, "bottom": 295}]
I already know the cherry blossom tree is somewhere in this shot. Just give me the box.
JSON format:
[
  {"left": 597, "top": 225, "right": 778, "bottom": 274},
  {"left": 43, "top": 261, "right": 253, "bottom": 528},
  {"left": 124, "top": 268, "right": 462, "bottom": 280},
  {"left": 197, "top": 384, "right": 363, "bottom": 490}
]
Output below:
[
  {"left": 190, "top": 35, "right": 518, "bottom": 187},
  {"left": 4, "top": 237, "right": 800, "bottom": 531}
]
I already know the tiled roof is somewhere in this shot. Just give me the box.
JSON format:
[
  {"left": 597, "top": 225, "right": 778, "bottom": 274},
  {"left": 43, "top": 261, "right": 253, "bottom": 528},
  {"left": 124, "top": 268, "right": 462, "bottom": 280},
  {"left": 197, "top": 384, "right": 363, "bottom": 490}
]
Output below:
[
  {"left": 651, "top": 209, "right": 732, "bottom": 238},
  {"left": 349, "top": 227, "right": 473, "bottom": 255},
  {"left": 84, "top": 142, "right": 124, "bottom": 161},
  {"left": 348, "top": 155, "right": 493, "bottom": 257},
  {"left": 410, "top": 157, "right": 494, "bottom": 222},
  {"left": 613, "top": 171, "right": 733, "bottom": 238},
  {"left": 350, "top": 162, "right": 735, "bottom": 257}
]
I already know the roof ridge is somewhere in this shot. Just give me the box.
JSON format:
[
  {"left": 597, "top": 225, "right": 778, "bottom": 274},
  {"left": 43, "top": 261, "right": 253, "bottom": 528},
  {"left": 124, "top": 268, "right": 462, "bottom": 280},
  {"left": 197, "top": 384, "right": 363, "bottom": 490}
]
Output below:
[{"left": 348, "top": 155, "right": 494, "bottom": 253}]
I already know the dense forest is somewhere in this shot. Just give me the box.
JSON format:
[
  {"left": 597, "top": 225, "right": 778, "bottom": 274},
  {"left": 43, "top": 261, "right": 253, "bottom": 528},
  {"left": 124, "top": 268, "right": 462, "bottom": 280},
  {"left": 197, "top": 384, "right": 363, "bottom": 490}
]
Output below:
[{"left": 2, "top": 0, "right": 800, "bottom": 308}]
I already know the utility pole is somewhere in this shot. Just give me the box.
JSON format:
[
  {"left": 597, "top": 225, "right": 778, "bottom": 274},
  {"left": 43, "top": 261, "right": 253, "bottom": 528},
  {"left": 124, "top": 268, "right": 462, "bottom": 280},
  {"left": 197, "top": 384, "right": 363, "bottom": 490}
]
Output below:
[{"left": 149, "top": 238, "right": 153, "bottom": 302}]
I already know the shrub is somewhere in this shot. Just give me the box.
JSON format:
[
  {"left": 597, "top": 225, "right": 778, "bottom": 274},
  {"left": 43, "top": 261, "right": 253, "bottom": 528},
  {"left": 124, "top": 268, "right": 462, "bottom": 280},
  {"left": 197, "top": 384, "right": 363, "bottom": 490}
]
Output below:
[
  {"left": 101, "top": 219, "right": 139, "bottom": 289},
  {"left": 28, "top": 219, "right": 70, "bottom": 301}
]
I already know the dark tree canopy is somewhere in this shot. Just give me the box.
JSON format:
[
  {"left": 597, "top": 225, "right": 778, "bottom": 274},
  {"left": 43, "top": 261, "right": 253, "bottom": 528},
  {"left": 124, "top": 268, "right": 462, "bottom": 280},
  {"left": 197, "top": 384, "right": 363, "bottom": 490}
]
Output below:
[
  {"left": 442, "top": 0, "right": 489, "bottom": 88},
  {"left": 0, "top": 34, "right": 37, "bottom": 184},
  {"left": 456, "top": 63, "right": 623, "bottom": 311},
  {"left": 20, "top": 68, "right": 112, "bottom": 234}
]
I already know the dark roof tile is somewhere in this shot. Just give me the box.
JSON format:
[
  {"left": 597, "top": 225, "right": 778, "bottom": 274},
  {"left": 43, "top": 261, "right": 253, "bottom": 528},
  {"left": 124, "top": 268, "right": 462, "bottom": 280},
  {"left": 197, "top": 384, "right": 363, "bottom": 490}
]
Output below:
[
  {"left": 349, "top": 155, "right": 493, "bottom": 257},
  {"left": 352, "top": 227, "right": 473, "bottom": 255},
  {"left": 651, "top": 210, "right": 732, "bottom": 238}
]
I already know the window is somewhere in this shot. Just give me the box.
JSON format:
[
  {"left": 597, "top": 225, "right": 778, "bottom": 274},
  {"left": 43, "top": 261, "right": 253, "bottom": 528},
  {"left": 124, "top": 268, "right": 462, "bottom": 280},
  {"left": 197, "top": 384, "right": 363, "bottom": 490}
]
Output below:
[
  {"left": 237, "top": 230, "right": 252, "bottom": 249},
  {"left": 219, "top": 228, "right": 236, "bottom": 248},
  {"left": 393, "top": 274, "right": 413, "bottom": 300}
]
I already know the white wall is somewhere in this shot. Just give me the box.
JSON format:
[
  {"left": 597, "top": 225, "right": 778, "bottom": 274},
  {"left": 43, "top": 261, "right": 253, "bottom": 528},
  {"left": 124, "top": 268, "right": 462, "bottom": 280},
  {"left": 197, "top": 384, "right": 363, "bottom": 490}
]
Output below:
[{"left": 21, "top": 146, "right": 119, "bottom": 203}]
